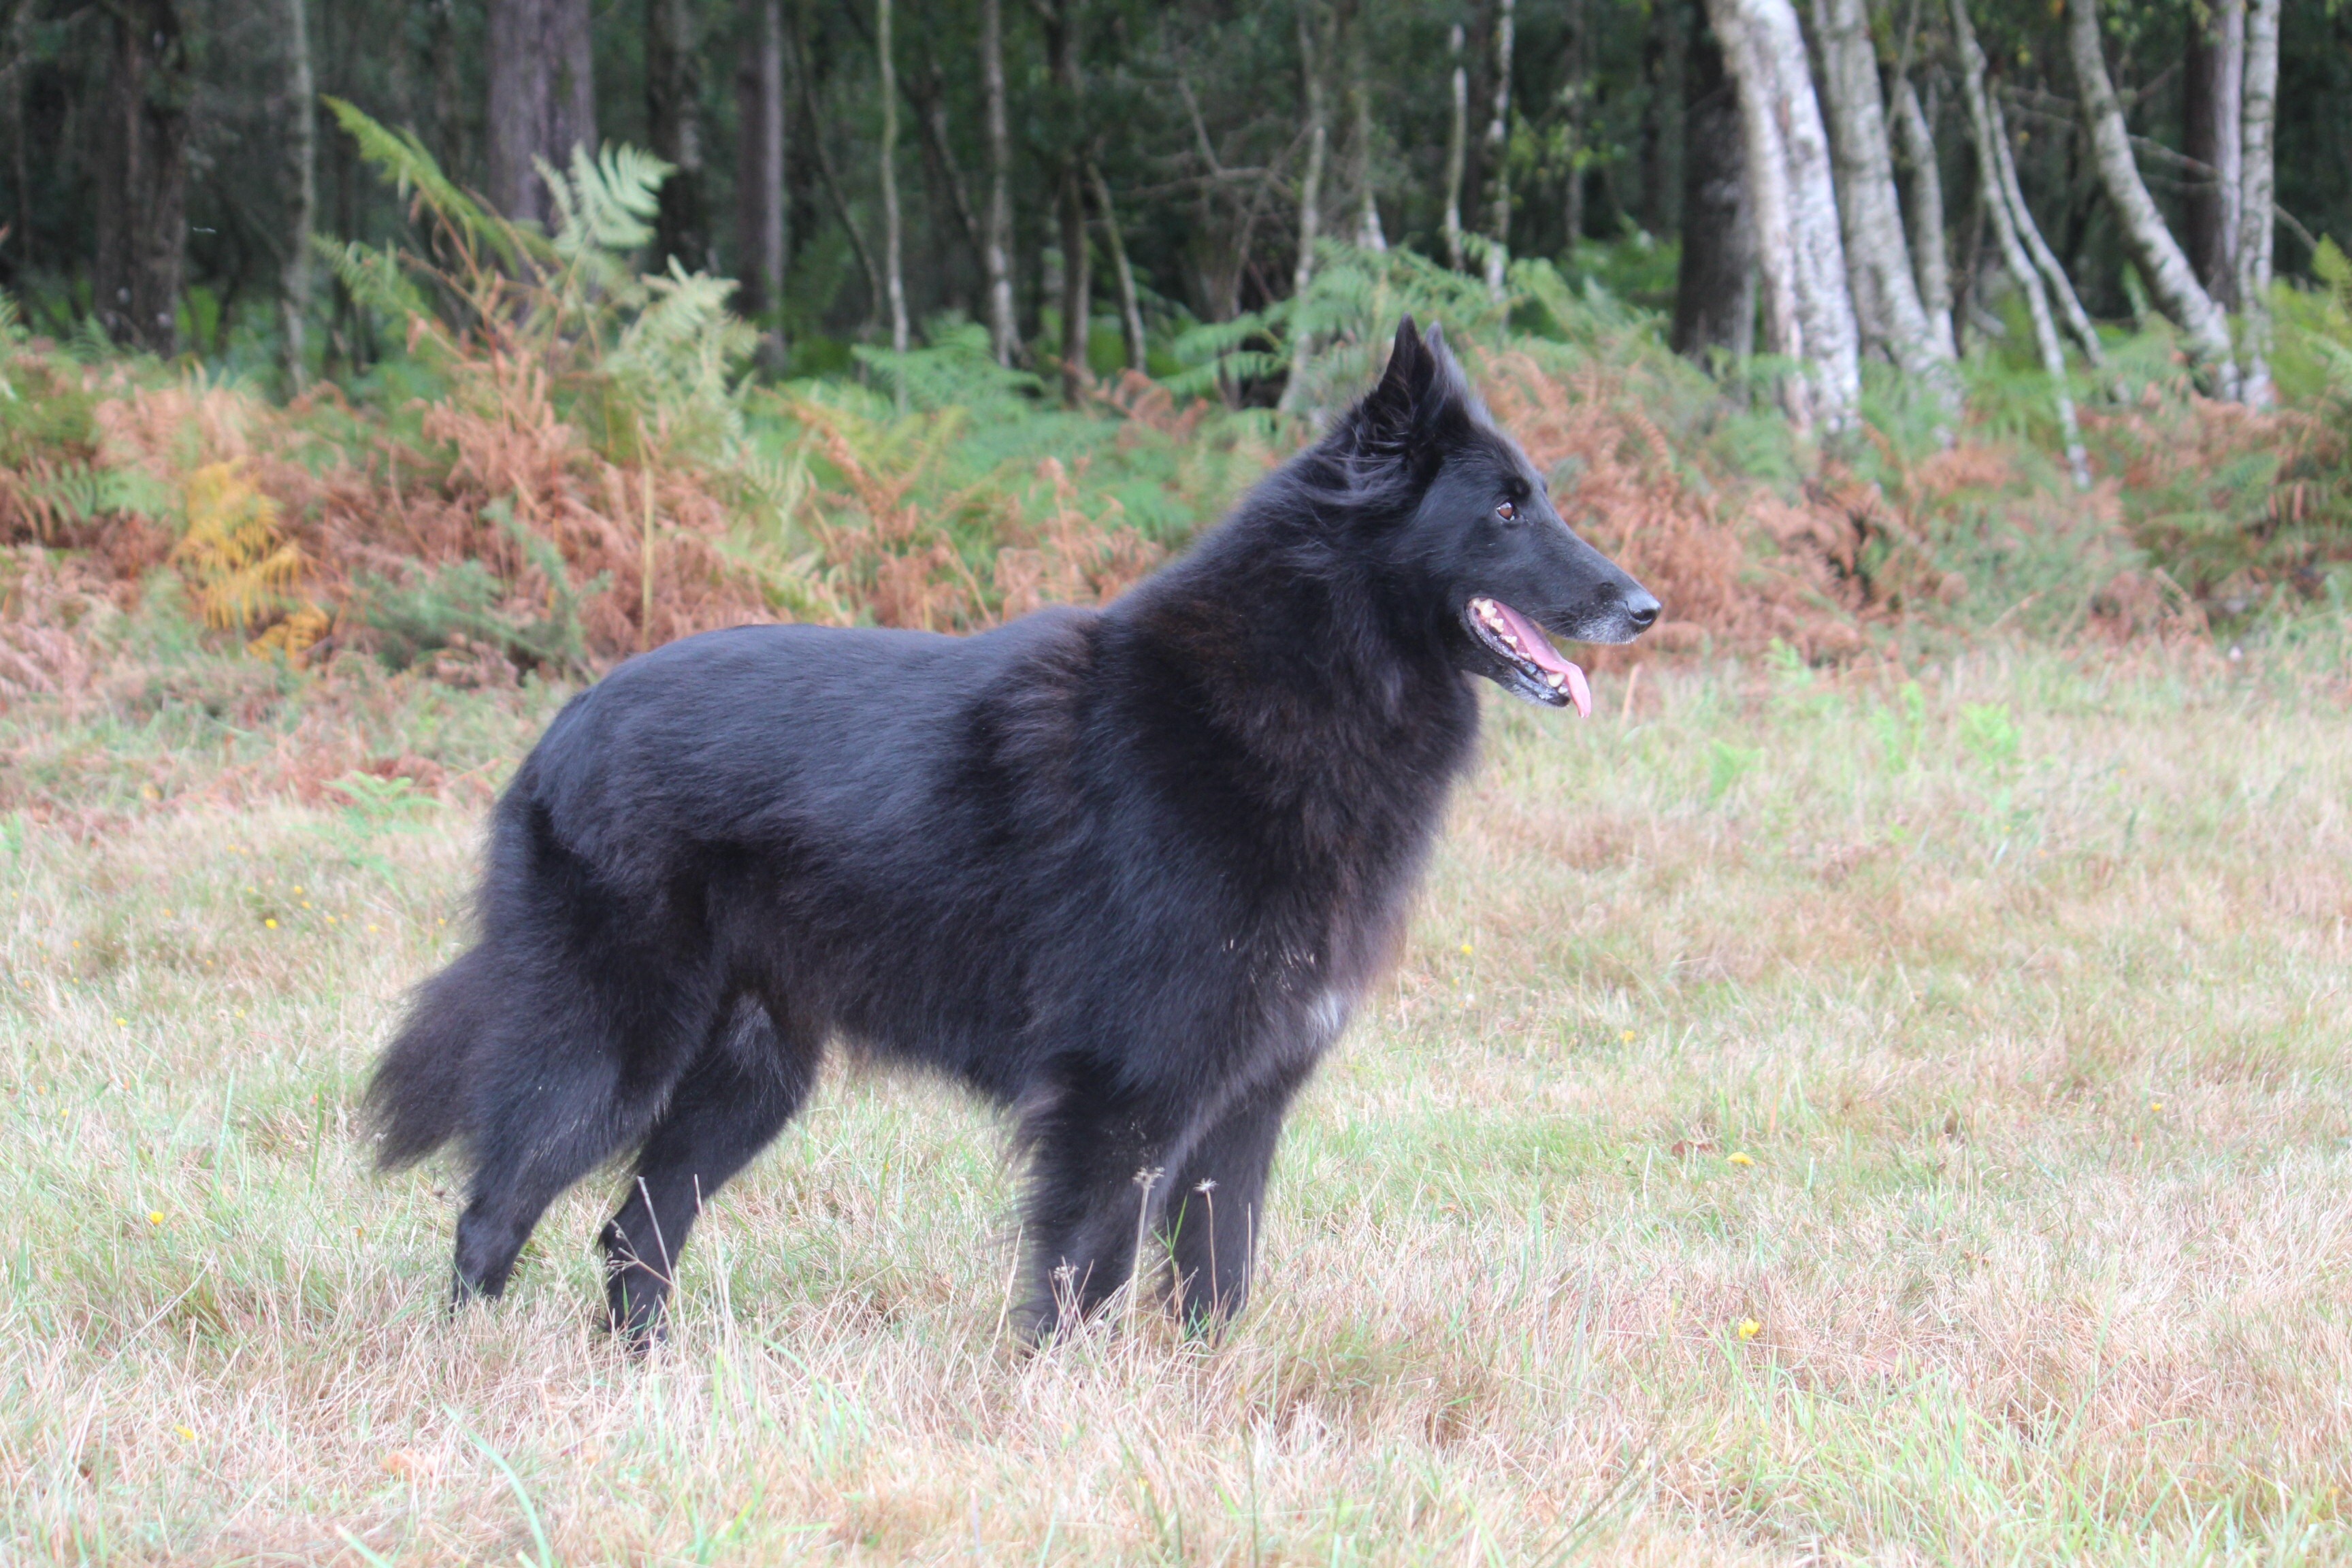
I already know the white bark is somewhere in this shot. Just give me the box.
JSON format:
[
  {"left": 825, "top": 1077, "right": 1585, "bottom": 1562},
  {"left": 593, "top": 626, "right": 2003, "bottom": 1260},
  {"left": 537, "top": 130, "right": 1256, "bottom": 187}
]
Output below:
[
  {"left": 1349, "top": 3, "right": 1385, "bottom": 250},
  {"left": 1892, "top": 76, "right": 1956, "bottom": 359},
  {"left": 1952, "top": 0, "right": 2088, "bottom": 487},
  {"left": 1281, "top": 0, "right": 1329, "bottom": 411},
  {"left": 2066, "top": 0, "right": 2235, "bottom": 395},
  {"left": 1986, "top": 86, "right": 2104, "bottom": 365},
  {"left": 981, "top": 0, "right": 1017, "bottom": 365},
  {"left": 2234, "top": 0, "right": 2278, "bottom": 405},
  {"left": 877, "top": 0, "right": 909, "bottom": 357},
  {"left": 1811, "top": 0, "right": 1951, "bottom": 392},
  {"left": 1482, "top": 0, "right": 1515, "bottom": 299},
  {"left": 1443, "top": 23, "right": 1467, "bottom": 271},
  {"left": 1708, "top": 0, "right": 1859, "bottom": 431},
  {"left": 278, "top": 0, "right": 314, "bottom": 387},
  {"left": 1089, "top": 161, "right": 1147, "bottom": 374}
]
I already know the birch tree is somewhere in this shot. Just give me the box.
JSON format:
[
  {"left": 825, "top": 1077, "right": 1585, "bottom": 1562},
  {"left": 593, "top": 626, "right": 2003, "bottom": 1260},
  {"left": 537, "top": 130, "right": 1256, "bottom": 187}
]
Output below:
[
  {"left": 2065, "top": 0, "right": 2236, "bottom": 395},
  {"left": 1953, "top": 0, "right": 2088, "bottom": 487},
  {"left": 1089, "top": 161, "right": 1147, "bottom": 374},
  {"left": 877, "top": 0, "right": 908, "bottom": 356},
  {"left": 1348, "top": 0, "right": 1385, "bottom": 250},
  {"left": 278, "top": 0, "right": 314, "bottom": 386},
  {"left": 1482, "top": 0, "right": 1515, "bottom": 300},
  {"left": 1810, "top": 0, "right": 1950, "bottom": 395},
  {"left": 1705, "top": 0, "right": 1859, "bottom": 430},
  {"left": 981, "top": 0, "right": 1018, "bottom": 365},
  {"left": 1442, "top": 22, "right": 1467, "bottom": 272},
  {"left": 1891, "top": 77, "right": 1955, "bottom": 359},
  {"left": 1281, "top": 1, "right": 1332, "bottom": 410},
  {"left": 2234, "top": 0, "right": 2278, "bottom": 405}
]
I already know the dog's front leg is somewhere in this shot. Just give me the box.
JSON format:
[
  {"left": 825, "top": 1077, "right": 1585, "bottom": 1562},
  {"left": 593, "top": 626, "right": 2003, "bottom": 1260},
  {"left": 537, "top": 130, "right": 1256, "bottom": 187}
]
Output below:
[{"left": 1017, "top": 1061, "right": 1189, "bottom": 1339}]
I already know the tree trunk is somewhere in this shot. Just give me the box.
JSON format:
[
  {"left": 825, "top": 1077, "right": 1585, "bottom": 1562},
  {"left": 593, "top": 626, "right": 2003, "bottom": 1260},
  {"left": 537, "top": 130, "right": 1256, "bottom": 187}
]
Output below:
[
  {"left": 1891, "top": 76, "right": 1955, "bottom": 359},
  {"left": 981, "top": 0, "right": 1018, "bottom": 363},
  {"left": 487, "top": 0, "right": 595, "bottom": 227},
  {"left": 2065, "top": 0, "right": 2236, "bottom": 395},
  {"left": 647, "top": 0, "right": 706, "bottom": 270},
  {"left": 426, "top": 0, "right": 468, "bottom": 189},
  {"left": 1638, "top": 0, "right": 1686, "bottom": 238},
  {"left": 1443, "top": 22, "right": 1467, "bottom": 271},
  {"left": 5, "top": 0, "right": 32, "bottom": 273},
  {"left": 1045, "top": 0, "right": 1088, "bottom": 403},
  {"left": 1951, "top": 0, "right": 2088, "bottom": 486},
  {"left": 1810, "top": 0, "right": 1952, "bottom": 393},
  {"left": 1281, "top": 0, "right": 1329, "bottom": 410},
  {"left": 1706, "top": 0, "right": 1859, "bottom": 430},
  {"left": 94, "top": 0, "right": 190, "bottom": 353},
  {"left": 1984, "top": 73, "right": 2102, "bottom": 364},
  {"left": 1482, "top": 0, "right": 1514, "bottom": 299},
  {"left": 1089, "top": 160, "right": 1145, "bottom": 372},
  {"left": 1671, "top": 16, "right": 1754, "bottom": 363},
  {"left": 2183, "top": 0, "right": 2243, "bottom": 301},
  {"left": 279, "top": 0, "right": 316, "bottom": 387},
  {"left": 1347, "top": 0, "right": 1385, "bottom": 249},
  {"left": 877, "top": 0, "right": 909, "bottom": 355},
  {"left": 2234, "top": 0, "right": 2277, "bottom": 404},
  {"left": 790, "top": 12, "right": 883, "bottom": 332},
  {"left": 733, "top": 0, "right": 786, "bottom": 323},
  {"left": 1560, "top": 0, "right": 1588, "bottom": 250},
  {"left": 906, "top": 48, "right": 984, "bottom": 278}
]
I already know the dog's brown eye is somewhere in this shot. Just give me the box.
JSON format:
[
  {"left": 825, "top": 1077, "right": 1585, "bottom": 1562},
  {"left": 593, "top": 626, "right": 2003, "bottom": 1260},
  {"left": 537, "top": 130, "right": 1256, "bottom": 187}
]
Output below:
[{"left": 1496, "top": 501, "right": 1516, "bottom": 521}]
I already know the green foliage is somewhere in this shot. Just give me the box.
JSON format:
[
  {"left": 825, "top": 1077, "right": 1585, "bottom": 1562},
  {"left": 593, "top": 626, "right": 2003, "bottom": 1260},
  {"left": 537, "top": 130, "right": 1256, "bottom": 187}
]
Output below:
[{"left": 348, "top": 503, "right": 608, "bottom": 675}]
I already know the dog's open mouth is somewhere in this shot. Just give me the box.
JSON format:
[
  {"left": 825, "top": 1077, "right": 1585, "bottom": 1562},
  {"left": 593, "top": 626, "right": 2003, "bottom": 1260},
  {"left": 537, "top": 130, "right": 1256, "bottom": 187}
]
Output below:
[{"left": 1467, "top": 596, "right": 1592, "bottom": 717}]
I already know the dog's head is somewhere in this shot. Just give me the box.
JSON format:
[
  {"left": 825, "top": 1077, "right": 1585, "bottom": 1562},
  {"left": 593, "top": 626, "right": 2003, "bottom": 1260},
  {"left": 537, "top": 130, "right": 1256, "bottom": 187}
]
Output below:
[{"left": 1328, "top": 317, "right": 1659, "bottom": 715}]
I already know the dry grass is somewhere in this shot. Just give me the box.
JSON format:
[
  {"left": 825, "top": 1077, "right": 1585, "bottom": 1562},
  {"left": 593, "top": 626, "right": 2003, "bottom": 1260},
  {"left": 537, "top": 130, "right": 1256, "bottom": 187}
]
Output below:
[{"left": 3, "top": 629, "right": 2351, "bottom": 1564}]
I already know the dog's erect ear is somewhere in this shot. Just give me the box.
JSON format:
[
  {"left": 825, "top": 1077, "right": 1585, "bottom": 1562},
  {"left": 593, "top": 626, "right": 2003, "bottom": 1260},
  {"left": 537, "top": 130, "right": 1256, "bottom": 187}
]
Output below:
[{"left": 1351, "top": 315, "right": 1469, "bottom": 454}]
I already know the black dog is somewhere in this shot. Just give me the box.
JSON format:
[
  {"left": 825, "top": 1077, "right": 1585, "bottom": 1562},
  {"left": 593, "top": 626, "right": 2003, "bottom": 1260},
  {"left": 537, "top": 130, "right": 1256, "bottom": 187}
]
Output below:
[{"left": 369, "top": 318, "right": 1658, "bottom": 1343}]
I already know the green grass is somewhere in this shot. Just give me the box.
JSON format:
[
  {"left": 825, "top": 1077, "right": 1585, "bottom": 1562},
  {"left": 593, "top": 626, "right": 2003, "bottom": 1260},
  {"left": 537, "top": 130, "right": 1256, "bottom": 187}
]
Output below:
[{"left": 3, "top": 625, "right": 2350, "bottom": 1563}]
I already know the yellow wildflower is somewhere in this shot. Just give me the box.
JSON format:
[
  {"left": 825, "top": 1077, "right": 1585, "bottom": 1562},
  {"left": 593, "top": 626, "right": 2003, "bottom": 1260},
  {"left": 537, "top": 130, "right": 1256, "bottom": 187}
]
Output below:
[
  {"left": 264, "top": 919, "right": 278, "bottom": 930},
  {"left": 175, "top": 1425, "right": 197, "bottom": 1442},
  {"left": 1458, "top": 943, "right": 1474, "bottom": 956},
  {"left": 1737, "top": 1318, "right": 1761, "bottom": 1341},
  {"left": 148, "top": 1211, "right": 164, "bottom": 1225},
  {"left": 1728, "top": 1152, "right": 1756, "bottom": 1167}
]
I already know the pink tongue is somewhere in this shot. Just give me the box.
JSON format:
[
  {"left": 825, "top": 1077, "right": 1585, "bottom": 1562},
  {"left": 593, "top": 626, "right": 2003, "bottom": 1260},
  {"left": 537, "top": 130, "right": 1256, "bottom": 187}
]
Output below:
[{"left": 1490, "top": 602, "right": 1592, "bottom": 718}]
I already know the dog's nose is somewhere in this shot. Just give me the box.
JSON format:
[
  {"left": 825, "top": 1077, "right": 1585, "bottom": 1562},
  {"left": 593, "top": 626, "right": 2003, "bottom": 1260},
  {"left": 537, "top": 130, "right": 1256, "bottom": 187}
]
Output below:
[{"left": 1624, "top": 589, "right": 1661, "bottom": 632}]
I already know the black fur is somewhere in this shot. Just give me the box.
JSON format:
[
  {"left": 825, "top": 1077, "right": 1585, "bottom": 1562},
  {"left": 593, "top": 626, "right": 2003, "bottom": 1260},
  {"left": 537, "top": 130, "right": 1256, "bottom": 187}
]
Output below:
[{"left": 368, "top": 319, "right": 1659, "bottom": 1345}]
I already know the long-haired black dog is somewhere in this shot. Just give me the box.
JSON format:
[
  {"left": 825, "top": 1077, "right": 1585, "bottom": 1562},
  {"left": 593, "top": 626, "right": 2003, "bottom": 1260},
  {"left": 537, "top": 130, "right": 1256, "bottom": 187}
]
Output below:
[{"left": 370, "top": 318, "right": 1659, "bottom": 1344}]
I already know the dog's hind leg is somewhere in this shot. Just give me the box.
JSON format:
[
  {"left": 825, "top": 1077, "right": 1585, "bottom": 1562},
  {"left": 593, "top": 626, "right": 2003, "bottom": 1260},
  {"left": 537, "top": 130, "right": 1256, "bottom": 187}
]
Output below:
[
  {"left": 1160, "top": 1063, "right": 1313, "bottom": 1330},
  {"left": 600, "top": 997, "right": 820, "bottom": 1347},
  {"left": 451, "top": 971, "right": 719, "bottom": 1306}
]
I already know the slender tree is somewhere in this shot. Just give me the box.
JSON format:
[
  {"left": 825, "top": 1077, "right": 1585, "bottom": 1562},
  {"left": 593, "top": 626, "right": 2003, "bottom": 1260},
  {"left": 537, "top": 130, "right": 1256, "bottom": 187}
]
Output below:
[
  {"left": 487, "top": 0, "right": 595, "bottom": 227},
  {"left": 734, "top": 0, "right": 787, "bottom": 324},
  {"left": 1670, "top": 14, "right": 1753, "bottom": 362},
  {"left": 981, "top": 0, "right": 1018, "bottom": 363},
  {"left": 1089, "top": 160, "right": 1146, "bottom": 373},
  {"left": 1482, "top": 0, "right": 1514, "bottom": 299},
  {"left": 1810, "top": 0, "right": 1952, "bottom": 396},
  {"left": 647, "top": 0, "right": 706, "bottom": 270},
  {"left": 1443, "top": 22, "right": 1467, "bottom": 272},
  {"left": 1282, "top": 0, "right": 1330, "bottom": 409},
  {"left": 2065, "top": 0, "right": 2236, "bottom": 395},
  {"left": 1953, "top": 0, "right": 2088, "bottom": 487},
  {"left": 1891, "top": 76, "right": 1955, "bottom": 360},
  {"left": 1706, "top": 0, "right": 1859, "bottom": 429},
  {"left": 1044, "top": 0, "right": 1088, "bottom": 403},
  {"left": 1347, "top": 0, "right": 1385, "bottom": 250},
  {"left": 94, "top": 0, "right": 191, "bottom": 353},
  {"left": 278, "top": 0, "right": 316, "bottom": 386},
  {"left": 877, "top": 0, "right": 909, "bottom": 355},
  {"left": 2183, "top": 0, "right": 2244, "bottom": 301},
  {"left": 2235, "top": 0, "right": 2278, "bottom": 404}
]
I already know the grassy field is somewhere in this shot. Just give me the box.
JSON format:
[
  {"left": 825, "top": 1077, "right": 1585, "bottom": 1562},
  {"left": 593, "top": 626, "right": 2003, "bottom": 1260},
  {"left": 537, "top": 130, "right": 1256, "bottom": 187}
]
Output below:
[{"left": 3, "top": 627, "right": 2350, "bottom": 1565}]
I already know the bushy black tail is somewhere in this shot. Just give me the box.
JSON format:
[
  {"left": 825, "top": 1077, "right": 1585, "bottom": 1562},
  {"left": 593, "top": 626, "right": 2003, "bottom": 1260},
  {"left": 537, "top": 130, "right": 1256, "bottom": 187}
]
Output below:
[{"left": 367, "top": 945, "right": 495, "bottom": 1169}]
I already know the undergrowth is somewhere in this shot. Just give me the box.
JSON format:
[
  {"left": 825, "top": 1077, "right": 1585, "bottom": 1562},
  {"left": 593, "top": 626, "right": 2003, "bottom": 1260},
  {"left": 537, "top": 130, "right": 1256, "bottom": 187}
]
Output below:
[{"left": 0, "top": 124, "right": 2348, "bottom": 690}]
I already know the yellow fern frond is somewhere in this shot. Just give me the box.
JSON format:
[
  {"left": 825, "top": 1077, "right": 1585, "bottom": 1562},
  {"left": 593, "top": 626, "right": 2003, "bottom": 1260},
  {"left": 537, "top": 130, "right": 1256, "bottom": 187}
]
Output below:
[{"left": 175, "top": 463, "right": 306, "bottom": 632}]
